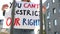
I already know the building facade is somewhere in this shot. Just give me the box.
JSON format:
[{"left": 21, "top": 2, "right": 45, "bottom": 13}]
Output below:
[{"left": 44, "top": 0, "right": 60, "bottom": 34}]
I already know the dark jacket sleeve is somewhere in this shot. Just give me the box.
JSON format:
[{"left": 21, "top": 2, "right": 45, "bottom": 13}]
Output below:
[{"left": 3, "top": 10, "right": 5, "bottom": 16}]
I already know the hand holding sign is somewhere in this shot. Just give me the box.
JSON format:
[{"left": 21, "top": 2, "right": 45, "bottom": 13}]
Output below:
[
  {"left": 2, "top": 4, "right": 9, "bottom": 16},
  {"left": 2, "top": 4, "right": 9, "bottom": 11}
]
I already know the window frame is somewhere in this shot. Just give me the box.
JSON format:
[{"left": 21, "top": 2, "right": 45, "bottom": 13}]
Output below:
[
  {"left": 47, "top": 11, "right": 51, "bottom": 19},
  {"left": 53, "top": 19, "right": 57, "bottom": 26},
  {"left": 53, "top": 8, "right": 56, "bottom": 14},
  {"left": 53, "top": 0, "right": 55, "bottom": 3},
  {"left": 46, "top": 3, "right": 49, "bottom": 9}
]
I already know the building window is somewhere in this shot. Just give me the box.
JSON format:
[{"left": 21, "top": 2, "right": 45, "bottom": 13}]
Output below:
[
  {"left": 46, "top": 3, "right": 49, "bottom": 9},
  {"left": 53, "top": 19, "right": 57, "bottom": 26},
  {"left": 48, "top": 22, "right": 51, "bottom": 29},
  {"left": 47, "top": 11, "right": 50, "bottom": 19},
  {"left": 54, "top": 32, "right": 58, "bottom": 34},
  {"left": 53, "top": 0, "right": 55, "bottom": 3},
  {"left": 53, "top": 8, "right": 56, "bottom": 14}
]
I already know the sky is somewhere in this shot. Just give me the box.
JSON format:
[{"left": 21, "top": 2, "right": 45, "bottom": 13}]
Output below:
[{"left": 0, "top": 0, "right": 46, "bottom": 19}]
